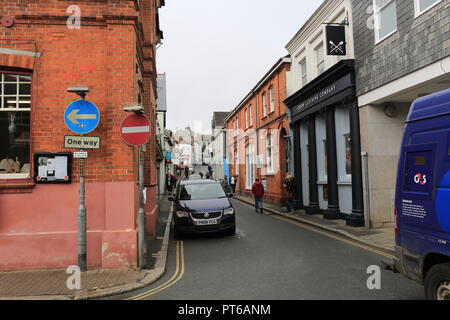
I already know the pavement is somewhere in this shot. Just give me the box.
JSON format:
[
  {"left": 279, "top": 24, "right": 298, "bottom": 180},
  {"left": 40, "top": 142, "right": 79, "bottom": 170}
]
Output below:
[
  {"left": 0, "top": 195, "right": 173, "bottom": 300},
  {"left": 233, "top": 194, "right": 395, "bottom": 254}
]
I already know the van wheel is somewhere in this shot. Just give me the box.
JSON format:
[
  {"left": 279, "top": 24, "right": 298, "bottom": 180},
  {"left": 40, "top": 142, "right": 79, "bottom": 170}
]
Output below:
[{"left": 424, "top": 263, "right": 450, "bottom": 300}]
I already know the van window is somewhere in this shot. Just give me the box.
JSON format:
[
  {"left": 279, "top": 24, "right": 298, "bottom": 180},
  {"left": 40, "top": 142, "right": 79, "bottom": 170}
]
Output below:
[{"left": 403, "top": 145, "right": 436, "bottom": 199}]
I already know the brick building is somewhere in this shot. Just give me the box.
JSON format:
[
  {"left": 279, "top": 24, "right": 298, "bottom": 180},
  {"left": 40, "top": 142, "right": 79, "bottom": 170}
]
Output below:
[
  {"left": 0, "top": 0, "right": 164, "bottom": 270},
  {"left": 225, "top": 57, "right": 291, "bottom": 206},
  {"left": 352, "top": 0, "right": 449, "bottom": 227}
]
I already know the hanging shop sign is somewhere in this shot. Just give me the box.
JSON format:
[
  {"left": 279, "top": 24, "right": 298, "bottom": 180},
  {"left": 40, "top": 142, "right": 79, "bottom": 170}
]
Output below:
[{"left": 326, "top": 26, "right": 347, "bottom": 56}]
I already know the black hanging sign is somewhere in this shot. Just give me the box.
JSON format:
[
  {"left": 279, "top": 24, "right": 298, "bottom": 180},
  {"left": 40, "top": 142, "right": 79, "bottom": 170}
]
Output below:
[{"left": 326, "top": 25, "right": 346, "bottom": 56}]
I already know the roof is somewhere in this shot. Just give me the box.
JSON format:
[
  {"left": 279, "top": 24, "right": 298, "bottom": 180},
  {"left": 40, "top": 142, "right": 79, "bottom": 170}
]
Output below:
[
  {"left": 407, "top": 88, "right": 450, "bottom": 123},
  {"left": 212, "top": 112, "right": 230, "bottom": 128},
  {"left": 224, "top": 56, "right": 291, "bottom": 123}
]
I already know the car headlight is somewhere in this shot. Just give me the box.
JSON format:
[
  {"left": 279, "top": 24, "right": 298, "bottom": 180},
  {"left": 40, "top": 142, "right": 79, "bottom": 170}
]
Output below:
[
  {"left": 176, "top": 211, "right": 189, "bottom": 218},
  {"left": 223, "top": 207, "right": 235, "bottom": 215}
]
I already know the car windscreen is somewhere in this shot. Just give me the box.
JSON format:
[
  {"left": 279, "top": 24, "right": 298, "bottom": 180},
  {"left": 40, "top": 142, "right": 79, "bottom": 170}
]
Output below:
[{"left": 178, "top": 183, "right": 226, "bottom": 200}]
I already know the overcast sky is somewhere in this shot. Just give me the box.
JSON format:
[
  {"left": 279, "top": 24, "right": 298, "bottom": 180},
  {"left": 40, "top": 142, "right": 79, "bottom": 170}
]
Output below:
[{"left": 156, "top": 0, "right": 324, "bottom": 134}]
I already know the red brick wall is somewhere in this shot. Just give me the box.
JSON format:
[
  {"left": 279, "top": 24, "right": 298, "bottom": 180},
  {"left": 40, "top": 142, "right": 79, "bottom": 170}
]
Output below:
[
  {"left": 226, "top": 61, "right": 291, "bottom": 205},
  {"left": 0, "top": 0, "right": 158, "bottom": 188}
]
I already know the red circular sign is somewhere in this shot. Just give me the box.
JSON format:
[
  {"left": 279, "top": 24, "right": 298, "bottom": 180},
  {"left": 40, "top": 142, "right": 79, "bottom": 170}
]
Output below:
[{"left": 120, "top": 114, "right": 151, "bottom": 146}]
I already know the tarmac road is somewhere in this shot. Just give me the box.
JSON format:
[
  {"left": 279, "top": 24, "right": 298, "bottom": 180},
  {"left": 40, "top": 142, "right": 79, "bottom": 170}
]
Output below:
[{"left": 114, "top": 198, "right": 424, "bottom": 300}]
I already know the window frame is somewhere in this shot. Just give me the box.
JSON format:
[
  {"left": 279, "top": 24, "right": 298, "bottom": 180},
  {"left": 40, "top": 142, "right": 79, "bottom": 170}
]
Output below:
[
  {"left": 249, "top": 104, "right": 253, "bottom": 126},
  {"left": 0, "top": 69, "right": 33, "bottom": 183},
  {"left": 269, "top": 86, "right": 275, "bottom": 113},
  {"left": 373, "top": 0, "right": 398, "bottom": 44},
  {"left": 315, "top": 43, "right": 325, "bottom": 75},
  {"left": 414, "top": 0, "right": 442, "bottom": 17},
  {"left": 266, "top": 134, "right": 274, "bottom": 174},
  {"left": 262, "top": 92, "right": 267, "bottom": 118},
  {"left": 300, "top": 59, "right": 308, "bottom": 87}
]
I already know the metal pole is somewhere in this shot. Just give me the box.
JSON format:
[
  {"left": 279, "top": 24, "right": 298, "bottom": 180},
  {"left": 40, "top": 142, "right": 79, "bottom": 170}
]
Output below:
[
  {"left": 138, "top": 145, "right": 147, "bottom": 268},
  {"left": 78, "top": 156, "right": 87, "bottom": 271}
]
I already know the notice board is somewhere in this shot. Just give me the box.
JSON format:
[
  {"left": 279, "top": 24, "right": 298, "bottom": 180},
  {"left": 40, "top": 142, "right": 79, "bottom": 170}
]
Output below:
[{"left": 34, "top": 152, "right": 72, "bottom": 184}]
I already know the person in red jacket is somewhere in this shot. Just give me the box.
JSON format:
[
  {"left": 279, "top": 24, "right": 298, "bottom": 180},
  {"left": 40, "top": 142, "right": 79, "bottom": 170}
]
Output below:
[{"left": 251, "top": 178, "right": 265, "bottom": 213}]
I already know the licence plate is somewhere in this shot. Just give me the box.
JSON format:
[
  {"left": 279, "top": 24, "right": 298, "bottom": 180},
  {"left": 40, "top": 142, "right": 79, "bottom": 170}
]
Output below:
[{"left": 195, "top": 219, "right": 220, "bottom": 226}]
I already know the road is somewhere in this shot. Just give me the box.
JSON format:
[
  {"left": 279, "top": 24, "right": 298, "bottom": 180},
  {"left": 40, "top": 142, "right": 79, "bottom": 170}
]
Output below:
[{"left": 114, "top": 197, "right": 425, "bottom": 300}]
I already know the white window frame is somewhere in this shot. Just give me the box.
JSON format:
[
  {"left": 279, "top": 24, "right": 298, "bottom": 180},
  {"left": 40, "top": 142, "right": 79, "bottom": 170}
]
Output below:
[
  {"left": 269, "top": 86, "right": 275, "bottom": 113},
  {"left": 266, "top": 134, "right": 274, "bottom": 174},
  {"left": 414, "top": 0, "right": 442, "bottom": 17},
  {"left": 245, "top": 144, "right": 255, "bottom": 189},
  {"left": 373, "top": 0, "right": 398, "bottom": 44},
  {"left": 0, "top": 72, "right": 32, "bottom": 180},
  {"left": 262, "top": 92, "right": 267, "bottom": 117},
  {"left": 315, "top": 43, "right": 325, "bottom": 75},
  {"left": 235, "top": 149, "right": 239, "bottom": 175},
  {"left": 249, "top": 105, "right": 253, "bottom": 126},
  {"left": 245, "top": 108, "right": 248, "bottom": 128},
  {"left": 300, "top": 59, "right": 308, "bottom": 87}
]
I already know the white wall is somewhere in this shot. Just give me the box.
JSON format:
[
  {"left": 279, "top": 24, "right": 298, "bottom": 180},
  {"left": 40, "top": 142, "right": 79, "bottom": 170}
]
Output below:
[{"left": 286, "top": 0, "right": 355, "bottom": 97}]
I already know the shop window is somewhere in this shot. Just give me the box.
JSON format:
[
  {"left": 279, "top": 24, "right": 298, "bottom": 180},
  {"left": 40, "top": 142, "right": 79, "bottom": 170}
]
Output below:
[
  {"left": 373, "top": 0, "right": 397, "bottom": 43},
  {"left": 414, "top": 0, "right": 441, "bottom": 16},
  {"left": 269, "top": 86, "right": 275, "bottom": 113},
  {"left": 315, "top": 43, "right": 325, "bottom": 75},
  {"left": 344, "top": 133, "right": 352, "bottom": 175},
  {"left": 0, "top": 72, "right": 31, "bottom": 180}
]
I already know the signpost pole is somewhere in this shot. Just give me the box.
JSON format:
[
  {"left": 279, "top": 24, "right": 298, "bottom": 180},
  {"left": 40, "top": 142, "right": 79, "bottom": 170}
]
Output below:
[
  {"left": 78, "top": 152, "right": 87, "bottom": 271},
  {"left": 138, "top": 145, "right": 147, "bottom": 269}
]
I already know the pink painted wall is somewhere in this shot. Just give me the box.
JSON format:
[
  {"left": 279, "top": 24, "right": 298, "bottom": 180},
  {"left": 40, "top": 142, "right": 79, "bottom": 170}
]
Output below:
[{"left": 0, "top": 182, "right": 148, "bottom": 271}]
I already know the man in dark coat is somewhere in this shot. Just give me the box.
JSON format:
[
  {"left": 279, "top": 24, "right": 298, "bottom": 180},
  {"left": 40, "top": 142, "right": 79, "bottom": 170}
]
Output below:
[{"left": 251, "top": 178, "right": 265, "bottom": 213}]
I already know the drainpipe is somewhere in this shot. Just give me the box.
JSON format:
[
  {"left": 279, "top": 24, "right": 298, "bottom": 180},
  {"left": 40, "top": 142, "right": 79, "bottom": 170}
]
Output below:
[{"left": 361, "top": 151, "right": 371, "bottom": 229}]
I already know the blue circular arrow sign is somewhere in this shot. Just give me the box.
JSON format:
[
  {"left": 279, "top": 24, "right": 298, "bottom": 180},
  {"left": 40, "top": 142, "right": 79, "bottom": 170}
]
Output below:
[{"left": 64, "top": 100, "right": 100, "bottom": 134}]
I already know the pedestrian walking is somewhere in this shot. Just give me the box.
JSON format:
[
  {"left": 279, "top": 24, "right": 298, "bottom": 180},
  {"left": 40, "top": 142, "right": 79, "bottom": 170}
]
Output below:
[
  {"left": 230, "top": 175, "right": 236, "bottom": 194},
  {"left": 251, "top": 178, "right": 265, "bottom": 213},
  {"left": 283, "top": 173, "right": 296, "bottom": 213},
  {"left": 184, "top": 166, "right": 189, "bottom": 178},
  {"left": 171, "top": 174, "right": 178, "bottom": 191},
  {"left": 166, "top": 173, "right": 173, "bottom": 194}
]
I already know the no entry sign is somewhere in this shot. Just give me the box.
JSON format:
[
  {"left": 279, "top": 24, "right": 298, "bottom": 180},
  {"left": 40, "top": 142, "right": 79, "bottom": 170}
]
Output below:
[{"left": 120, "top": 114, "right": 151, "bottom": 146}]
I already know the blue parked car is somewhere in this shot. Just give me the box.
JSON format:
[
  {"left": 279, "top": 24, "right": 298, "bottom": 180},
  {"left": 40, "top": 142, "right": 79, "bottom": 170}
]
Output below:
[
  {"left": 393, "top": 88, "right": 450, "bottom": 300},
  {"left": 169, "top": 179, "right": 236, "bottom": 238}
]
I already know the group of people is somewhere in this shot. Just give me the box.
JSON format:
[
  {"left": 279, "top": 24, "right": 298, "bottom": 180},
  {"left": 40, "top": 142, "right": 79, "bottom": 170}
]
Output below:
[{"left": 251, "top": 173, "right": 296, "bottom": 214}]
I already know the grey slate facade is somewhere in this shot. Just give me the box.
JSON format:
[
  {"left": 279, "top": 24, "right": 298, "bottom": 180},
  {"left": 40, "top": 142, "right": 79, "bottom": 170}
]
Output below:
[{"left": 352, "top": 0, "right": 450, "bottom": 96}]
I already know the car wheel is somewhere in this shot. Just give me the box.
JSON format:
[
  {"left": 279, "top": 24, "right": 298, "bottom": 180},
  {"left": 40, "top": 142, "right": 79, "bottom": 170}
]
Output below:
[
  {"left": 224, "top": 225, "right": 236, "bottom": 236},
  {"left": 424, "top": 263, "right": 450, "bottom": 300}
]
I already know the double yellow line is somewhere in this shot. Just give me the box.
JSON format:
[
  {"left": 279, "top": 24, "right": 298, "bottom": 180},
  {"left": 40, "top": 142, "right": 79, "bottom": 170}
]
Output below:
[
  {"left": 270, "top": 215, "right": 394, "bottom": 259},
  {"left": 125, "top": 241, "right": 185, "bottom": 300}
]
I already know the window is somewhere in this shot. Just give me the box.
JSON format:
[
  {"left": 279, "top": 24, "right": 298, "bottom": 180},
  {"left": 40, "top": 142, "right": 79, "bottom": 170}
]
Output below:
[
  {"left": 235, "top": 149, "right": 239, "bottom": 175},
  {"left": 249, "top": 105, "right": 253, "bottom": 125},
  {"left": 269, "top": 86, "right": 275, "bottom": 113},
  {"left": 262, "top": 92, "right": 267, "bottom": 117},
  {"left": 266, "top": 134, "right": 274, "bottom": 173},
  {"left": 245, "top": 144, "right": 255, "bottom": 189},
  {"left": 300, "top": 60, "right": 308, "bottom": 87},
  {"left": 415, "top": 0, "right": 441, "bottom": 16},
  {"left": 344, "top": 133, "right": 352, "bottom": 175},
  {"left": 0, "top": 72, "right": 32, "bottom": 179},
  {"left": 245, "top": 109, "right": 248, "bottom": 128},
  {"left": 315, "top": 43, "right": 325, "bottom": 75},
  {"left": 373, "top": 0, "right": 397, "bottom": 43}
]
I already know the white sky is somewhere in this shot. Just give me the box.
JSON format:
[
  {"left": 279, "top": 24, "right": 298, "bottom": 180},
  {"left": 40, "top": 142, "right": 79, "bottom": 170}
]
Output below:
[{"left": 156, "top": 0, "right": 324, "bottom": 134}]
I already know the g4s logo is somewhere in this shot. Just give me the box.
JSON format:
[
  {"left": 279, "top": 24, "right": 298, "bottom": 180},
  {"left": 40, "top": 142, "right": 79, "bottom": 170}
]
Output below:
[{"left": 414, "top": 173, "right": 427, "bottom": 185}]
